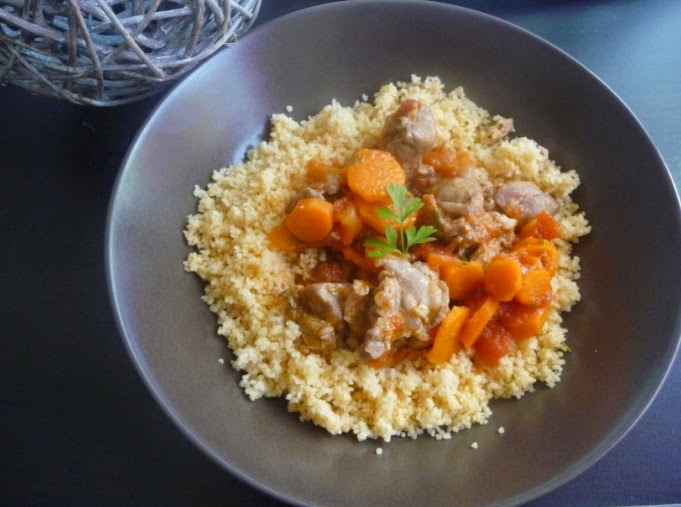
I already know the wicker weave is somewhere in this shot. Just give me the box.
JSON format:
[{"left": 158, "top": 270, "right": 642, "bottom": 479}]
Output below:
[{"left": 0, "top": 0, "right": 260, "bottom": 106}]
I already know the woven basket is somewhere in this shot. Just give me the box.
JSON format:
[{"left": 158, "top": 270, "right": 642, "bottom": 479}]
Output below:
[{"left": 0, "top": 0, "right": 261, "bottom": 106}]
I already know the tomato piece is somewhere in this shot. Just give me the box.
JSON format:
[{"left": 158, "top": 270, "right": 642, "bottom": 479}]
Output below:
[
  {"left": 309, "top": 261, "right": 350, "bottom": 283},
  {"left": 474, "top": 322, "right": 515, "bottom": 366},
  {"left": 519, "top": 211, "right": 560, "bottom": 240}
]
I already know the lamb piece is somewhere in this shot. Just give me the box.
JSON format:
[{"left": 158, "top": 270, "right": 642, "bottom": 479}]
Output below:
[
  {"left": 410, "top": 163, "right": 439, "bottom": 195},
  {"left": 297, "top": 313, "right": 338, "bottom": 354},
  {"left": 312, "top": 171, "right": 344, "bottom": 196},
  {"left": 420, "top": 191, "right": 517, "bottom": 266},
  {"left": 420, "top": 191, "right": 484, "bottom": 248},
  {"left": 297, "top": 283, "right": 352, "bottom": 353},
  {"left": 342, "top": 280, "right": 373, "bottom": 348},
  {"left": 361, "top": 258, "right": 449, "bottom": 359},
  {"left": 298, "top": 283, "right": 351, "bottom": 328},
  {"left": 468, "top": 212, "right": 517, "bottom": 265},
  {"left": 432, "top": 177, "right": 485, "bottom": 218},
  {"left": 380, "top": 99, "right": 436, "bottom": 181},
  {"left": 494, "top": 181, "right": 558, "bottom": 225}
]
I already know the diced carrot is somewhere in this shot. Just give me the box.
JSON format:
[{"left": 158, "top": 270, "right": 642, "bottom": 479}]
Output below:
[
  {"left": 411, "top": 243, "right": 457, "bottom": 272},
  {"left": 474, "top": 322, "right": 515, "bottom": 366},
  {"left": 333, "top": 198, "right": 363, "bottom": 246},
  {"left": 519, "top": 211, "right": 560, "bottom": 240},
  {"left": 268, "top": 222, "right": 299, "bottom": 251},
  {"left": 422, "top": 148, "right": 477, "bottom": 177},
  {"left": 497, "top": 301, "right": 551, "bottom": 341},
  {"left": 354, "top": 195, "right": 416, "bottom": 234},
  {"left": 426, "top": 306, "right": 470, "bottom": 364},
  {"left": 515, "top": 269, "right": 553, "bottom": 306},
  {"left": 459, "top": 297, "right": 500, "bottom": 349},
  {"left": 306, "top": 159, "right": 345, "bottom": 181},
  {"left": 285, "top": 198, "right": 334, "bottom": 243},
  {"left": 484, "top": 257, "right": 523, "bottom": 302},
  {"left": 512, "top": 237, "right": 560, "bottom": 274},
  {"left": 423, "top": 148, "right": 459, "bottom": 176},
  {"left": 518, "top": 218, "right": 538, "bottom": 240},
  {"left": 346, "top": 149, "right": 406, "bottom": 202},
  {"left": 441, "top": 261, "right": 486, "bottom": 301},
  {"left": 426, "top": 251, "right": 461, "bottom": 276}
]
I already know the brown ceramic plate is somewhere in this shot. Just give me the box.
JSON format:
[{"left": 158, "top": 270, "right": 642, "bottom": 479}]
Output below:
[{"left": 106, "top": 1, "right": 681, "bottom": 505}]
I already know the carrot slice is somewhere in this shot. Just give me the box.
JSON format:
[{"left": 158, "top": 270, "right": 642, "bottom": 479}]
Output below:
[
  {"left": 285, "top": 198, "right": 334, "bottom": 243},
  {"left": 346, "top": 149, "right": 406, "bottom": 202},
  {"left": 512, "top": 237, "right": 560, "bottom": 274},
  {"left": 459, "top": 297, "right": 500, "bottom": 349},
  {"left": 497, "top": 301, "right": 551, "bottom": 341},
  {"left": 484, "top": 257, "right": 523, "bottom": 302},
  {"left": 442, "top": 261, "right": 486, "bottom": 301},
  {"left": 425, "top": 251, "right": 459, "bottom": 275},
  {"left": 426, "top": 306, "right": 470, "bottom": 364},
  {"left": 515, "top": 269, "right": 553, "bottom": 306},
  {"left": 412, "top": 243, "right": 460, "bottom": 274},
  {"left": 268, "top": 222, "right": 299, "bottom": 251}
]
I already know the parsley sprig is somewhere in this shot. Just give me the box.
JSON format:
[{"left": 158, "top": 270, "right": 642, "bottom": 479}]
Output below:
[{"left": 364, "top": 183, "right": 437, "bottom": 258}]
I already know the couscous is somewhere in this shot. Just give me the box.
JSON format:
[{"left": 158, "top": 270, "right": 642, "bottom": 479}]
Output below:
[{"left": 184, "top": 76, "right": 590, "bottom": 441}]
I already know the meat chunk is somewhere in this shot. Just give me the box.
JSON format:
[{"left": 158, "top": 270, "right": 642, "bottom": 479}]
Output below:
[
  {"left": 297, "top": 283, "right": 351, "bottom": 352},
  {"left": 361, "top": 258, "right": 449, "bottom": 359},
  {"left": 432, "top": 177, "right": 485, "bottom": 218},
  {"left": 380, "top": 99, "right": 436, "bottom": 181},
  {"left": 468, "top": 212, "right": 517, "bottom": 265},
  {"left": 298, "top": 283, "right": 351, "bottom": 328},
  {"left": 494, "top": 181, "right": 558, "bottom": 225},
  {"left": 343, "top": 280, "right": 373, "bottom": 342},
  {"left": 420, "top": 191, "right": 516, "bottom": 266},
  {"left": 297, "top": 312, "right": 338, "bottom": 354}
]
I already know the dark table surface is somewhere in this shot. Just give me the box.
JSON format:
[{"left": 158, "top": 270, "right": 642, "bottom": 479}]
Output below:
[{"left": 2, "top": 1, "right": 680, "bottom": 505}]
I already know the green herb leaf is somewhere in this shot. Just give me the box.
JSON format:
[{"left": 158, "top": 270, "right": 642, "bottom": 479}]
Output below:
[
  {"left": 364, "top": 237, "right": 390, "bottom": 248},
  {"left": 386, "top": 183, "right": 407, "bottom": 212},
  {"left": 411, "top": 225, "right": 437, "bottom": 245},
  {"left": 559, "top": 342, "right": 573, "bottom": 353},
  {"left": 376, "top": 206, "right": 399, "bottom": 222},
  {"left": 402, "top": 198, "right": 424, "bottom": 220},
  {"left": 363, "top": 184, "right": 437, "bottom": 258},
  {"left": 385, "top": 225, "right": 398, "bottom": 246}
]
